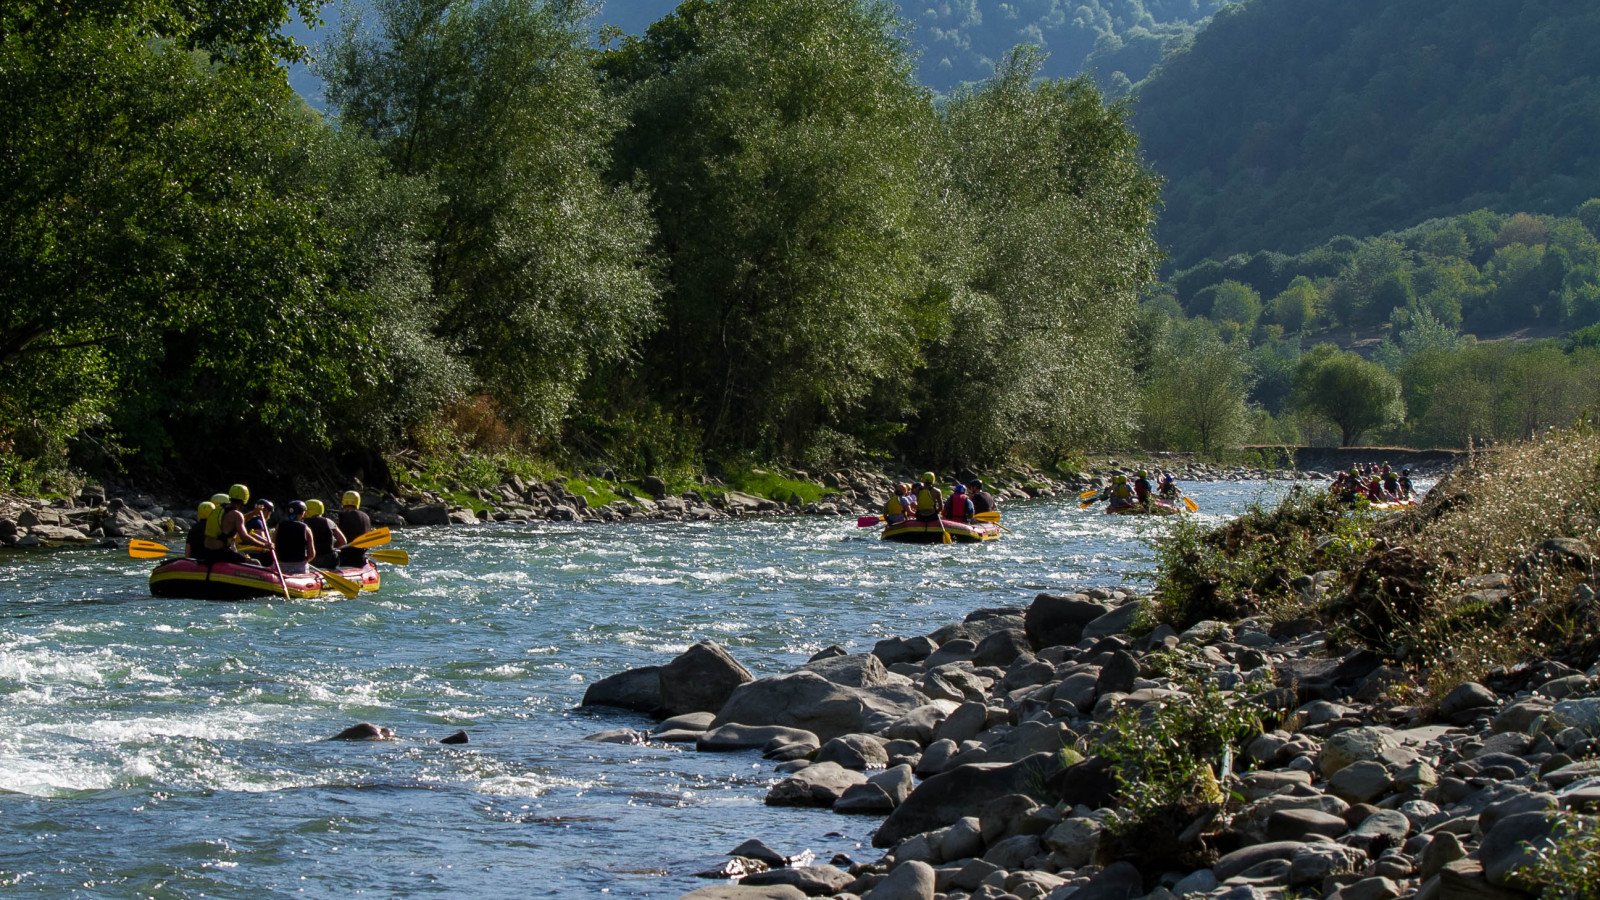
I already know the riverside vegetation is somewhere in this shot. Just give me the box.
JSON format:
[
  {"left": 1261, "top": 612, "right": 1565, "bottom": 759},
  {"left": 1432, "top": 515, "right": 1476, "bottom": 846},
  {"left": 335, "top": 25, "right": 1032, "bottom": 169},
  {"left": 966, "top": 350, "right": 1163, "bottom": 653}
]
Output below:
[
  {"left": 0, "top": 0, "right": 1159, "bottom": 496},
  {"left": 574, "top": 427, "right": 1600, "bottom": 899}
]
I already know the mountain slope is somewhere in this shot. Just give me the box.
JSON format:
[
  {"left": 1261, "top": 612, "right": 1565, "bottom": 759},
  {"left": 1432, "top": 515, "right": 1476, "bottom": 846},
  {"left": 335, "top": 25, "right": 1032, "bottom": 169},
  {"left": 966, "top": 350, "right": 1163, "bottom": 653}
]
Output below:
[{"left": 1134, "top": 0, "right": 1600, "bottom": 269}]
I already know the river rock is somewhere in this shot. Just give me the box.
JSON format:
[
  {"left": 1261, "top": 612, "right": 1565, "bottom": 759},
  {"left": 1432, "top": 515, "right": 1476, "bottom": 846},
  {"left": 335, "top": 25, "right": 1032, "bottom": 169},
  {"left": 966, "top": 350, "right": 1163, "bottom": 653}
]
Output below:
[
  {"left": 402, "top": 503, "right": 450, "bottom": 526},
  {"left": 884, "top": 703, "right": 954, "bottom": 744},
  {"left": 740, "top": 865, "right": 854, "bottom": 896},
  {"left": 698, "top": 723, "right": 819, "bottom": 752},
  {"left": 327, "top": 722, "right": 394, "bottom": 741},
  {"left": 938, "top": 816, "right": 984, "bottom": 862},
  {"left": 861, "top": 859, "right": 935, "bottom": 900},
  {"left": 1438, "top": 859, "right": 1529, "bottom": 900},
  {"left": 922, "top": 639, "right": 977, "bottom": 669},
  {"left": 581, "top": 665, "right": 662, "bottom": 713},
  {"left": 660, "top": 641, "right": 754, "bottom": 717},
  {"left": 1551, "top": 696, "right": 1600, "bottom": 731},
  {"left": 1023, "top": 593, "right": 1111, "bottom": 650},
  {"left": 1329, "top": 760, "right": 1394, "bottom": 805},
  {"left": 1066, "top": 860, "right": 1143, "bottom": 900},
  {"left": 1268, "top": 808, "right": 1349, "bottom": 841},
  {"left": 103, "top": 506, "right": 161, "bottom": 539},
  {"left": 1320, "top": 726, "right": 1395, "bottom": 776},
  {"left": 816, "top": 733, "right": 888, "bottom": 770},
  {"left": 713, "top": 671, "right": 928, "bottom": 743},
  {"left": 1438, "top": 682, "right": 1499, "bottom": 723},
  {"left": 678, "top": 886, "right": 808, "bottom": 900},
  {"left": 766, "top": 762, "right": 865, "bottom": 807},
  {"left": 873, "top": 752, "right": 1066, "bottom": 847},
  {"left": 1288, "top": 843, "right": 1366, "bottom": 886},
  {"left": 1214, "top": 842, "right": 1310, "bottom": 881},
  {"left": 971, "top": 629, "right": 1030, "bottom": 667},
  {"left": 981, "top": 833, "right": 1041, "bottom": 869},
  {"left": 801, "top": 652, "right": 898, "bottom": 688},
  {"left": 1082, "top": 600, "right": 1144, "bottom": 641},
  {"left": 1094, "top": 650, "right": 1139, "bottom": 695},
  {"left": 1043, "top": 816, "right": 1104, "bottom": 867},
  {"left": 873, "top": 635, "right": 937, "bottom": 666},
  {"left": 1479, "top": 812, "right": 1559, "bottom": 888},
  {"left": 29, "top": 524, "right": 94, "bottom": 543},
  {"left": 1420, "top": 832, "right": 1467, "bottom": 879},
  {"left": 932, "top": 702, "right": 989, "bottom": 745},
  {"left": 16, "top": 508, "right": 67, "bottom": 528}
]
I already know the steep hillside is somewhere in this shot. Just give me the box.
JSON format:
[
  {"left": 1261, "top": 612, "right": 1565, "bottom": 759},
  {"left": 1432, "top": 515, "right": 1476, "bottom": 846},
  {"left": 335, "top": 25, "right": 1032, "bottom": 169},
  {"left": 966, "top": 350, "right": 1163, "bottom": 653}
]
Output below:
[{"left": 1134, "top": 0, "right": 1600, "bottom": 269}]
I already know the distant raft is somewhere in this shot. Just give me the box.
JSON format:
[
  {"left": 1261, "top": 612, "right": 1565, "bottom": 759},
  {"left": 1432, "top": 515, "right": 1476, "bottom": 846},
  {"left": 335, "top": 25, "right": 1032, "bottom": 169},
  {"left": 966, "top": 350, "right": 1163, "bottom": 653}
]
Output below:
[
  {"left": 149, "top": 559, "right": 380, "bottom": 600},
  {"left": 881, "top": 518, "right": 1001, "bottom": 544},
  {"left": 1104, "top": 501, "right": 1186, "bottom": 516}
]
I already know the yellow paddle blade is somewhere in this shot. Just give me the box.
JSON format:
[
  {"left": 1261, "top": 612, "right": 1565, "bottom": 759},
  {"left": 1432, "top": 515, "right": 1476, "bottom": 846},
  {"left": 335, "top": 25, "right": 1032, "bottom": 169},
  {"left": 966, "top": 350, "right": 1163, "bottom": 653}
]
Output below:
[
  {"left": 974, "top": 511, "right": 1001, "bottom": 523},
  {"left": 1183, "top": 496, "right": 1200, "bottom": 513},
  {"left": 315, "top": 568, "right": 361, "bottom": 599},
  {"left": 238, "top": 543, "right": 266, "bottom": 553},
  {"left": 1079, "top": 489, "right": 1099, "bottom": 499},
  {"left": 941, "top": 530, "right": 952, "bottom": 544},
  {"left": 349, "top": 527, "right": 392, "bottom": 549},
  {"left": 128, "top": 540, "right": 171, "bottom": 559},
  {"left": 367, "top": 548, "right": 409, "bottom": 566}
]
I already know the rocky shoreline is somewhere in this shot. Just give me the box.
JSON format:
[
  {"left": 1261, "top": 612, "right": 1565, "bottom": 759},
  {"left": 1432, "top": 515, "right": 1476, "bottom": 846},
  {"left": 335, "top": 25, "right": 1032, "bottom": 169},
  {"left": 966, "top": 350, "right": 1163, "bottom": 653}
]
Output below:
[
  {"left": 580, "top": 588, "right": 1598, "bottom": 900},
  {"left": 0, "top": 458, "right": 1345, "bottom": 551}
]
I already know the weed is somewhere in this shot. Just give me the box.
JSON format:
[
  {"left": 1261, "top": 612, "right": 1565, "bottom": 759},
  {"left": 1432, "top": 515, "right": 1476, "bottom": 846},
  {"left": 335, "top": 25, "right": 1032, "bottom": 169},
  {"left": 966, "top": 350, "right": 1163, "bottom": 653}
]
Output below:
[{"left": 1513, "top": 811, "right": 1600, "bottom": 899}]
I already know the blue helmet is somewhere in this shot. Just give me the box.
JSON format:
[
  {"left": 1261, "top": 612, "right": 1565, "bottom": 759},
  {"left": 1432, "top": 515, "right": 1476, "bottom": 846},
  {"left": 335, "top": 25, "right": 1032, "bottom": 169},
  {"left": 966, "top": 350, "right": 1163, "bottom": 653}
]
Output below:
[{"left": 954, "top": 484, "right": 967, "bottom": 494}]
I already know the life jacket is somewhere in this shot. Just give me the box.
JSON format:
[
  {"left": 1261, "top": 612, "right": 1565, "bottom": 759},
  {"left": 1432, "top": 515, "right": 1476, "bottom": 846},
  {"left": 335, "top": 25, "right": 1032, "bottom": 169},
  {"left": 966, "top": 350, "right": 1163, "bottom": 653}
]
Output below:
[
  {"left": 306, "top": 515, "right": 337, "bottom": 556},
  {"left": 1134, "top": 478, "right": 1151, "bottom": 500},
  {"left": 275, "top": 520, "right": 313, "bottom": 563},
  {"left": 1110, "top": 483, "right": 1133, "bottom": 501},
  {"left": 205, "top": 503, "right": 241, "bottom": 545},
  {"left": 945, "top": 495, "right": 972, "bottom": 521},
  {"left": 886, "top": 495, "right": 906, "bottom": 517},
  {"left": 915, "top": 484, "right": 941, "bottom": 518}
]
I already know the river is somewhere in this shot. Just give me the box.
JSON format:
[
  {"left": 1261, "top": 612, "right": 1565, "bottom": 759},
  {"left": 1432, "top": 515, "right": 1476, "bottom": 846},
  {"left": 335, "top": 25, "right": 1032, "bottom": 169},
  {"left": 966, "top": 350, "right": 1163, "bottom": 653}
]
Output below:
[{"left": 0, "top": 480, "right": 1295, "bottom": 898}]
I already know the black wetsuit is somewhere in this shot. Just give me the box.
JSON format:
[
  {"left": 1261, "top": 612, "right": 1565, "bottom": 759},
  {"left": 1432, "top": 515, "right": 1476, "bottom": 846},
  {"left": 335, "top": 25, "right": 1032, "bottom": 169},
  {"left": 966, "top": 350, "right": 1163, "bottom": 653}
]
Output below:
[
  {"left": 337, "top": 508, "right": 372, "bottom": 567},
  {"left": 306, "top": 515, "right": 339, "bottom": 569},
  {"left": 971, "top": 490, "right": 996, "bottom": 515}
]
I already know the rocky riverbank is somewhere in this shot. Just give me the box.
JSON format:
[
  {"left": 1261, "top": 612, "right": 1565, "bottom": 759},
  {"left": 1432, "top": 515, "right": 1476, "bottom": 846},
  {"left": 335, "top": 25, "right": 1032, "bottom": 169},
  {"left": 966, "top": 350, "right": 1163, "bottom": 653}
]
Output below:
[
  {"left": 0, "top": 458, "right": 1335, "bottom": 551},
  {"left": 582, "top": 590, "right": 1599, "bottom": 900}
]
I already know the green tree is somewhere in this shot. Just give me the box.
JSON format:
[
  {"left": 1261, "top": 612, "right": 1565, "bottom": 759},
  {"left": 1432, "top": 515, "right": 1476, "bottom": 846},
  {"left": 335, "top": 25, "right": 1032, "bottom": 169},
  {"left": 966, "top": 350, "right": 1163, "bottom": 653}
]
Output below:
[
  {"left": 1141, "top": 324, "right": 1254, "bottom": 456},
  {"left": 1207, "top": 281, "right": 1262, "bottom": 329},
  {"left": 1578, "top": 199, "right": 1600, "bottom": 240},
  {"left": 607, "top": 0, "right": 935, "bottom": 456},
  {"left": 323, "top": 0, "right": 659, "bottom": 439},
  {"left": 1265, "top": 277, "right": 1317, "bottom": 333},
  {"left": 1291, "top": 345, "right": 1405, "bottom": 446}
]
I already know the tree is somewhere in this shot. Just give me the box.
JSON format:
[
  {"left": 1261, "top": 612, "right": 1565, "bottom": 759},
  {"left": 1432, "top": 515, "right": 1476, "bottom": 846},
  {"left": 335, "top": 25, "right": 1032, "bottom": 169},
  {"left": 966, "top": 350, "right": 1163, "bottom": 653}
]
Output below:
[
  {"left": 1266, "top": 277, "right": 1317, "bottom": 333},
  {"left": 606, "top": 0, "right": 935, "bottom": 456},
  {"left": 1141, "top": 326, "right": 1254, "bottom": 457},
  {"left": 322, "top": 0, "right": 659, "bottom": 439},
  {"left": 1578, "top": 199, "right": 1600, "bottom": 240},
  {"left": 1291, "top": 345, "right": 1404, "bottom": 446},
  {"left": 1207, "top": 281, "right": 1262, "bottom": 329}
]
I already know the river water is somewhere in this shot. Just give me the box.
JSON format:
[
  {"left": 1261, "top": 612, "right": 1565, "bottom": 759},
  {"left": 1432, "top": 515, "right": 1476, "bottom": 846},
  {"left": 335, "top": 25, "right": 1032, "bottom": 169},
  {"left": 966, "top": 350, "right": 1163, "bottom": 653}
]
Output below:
[{"left": 0, "top": 481, "right": 1293, "bottom": 898}]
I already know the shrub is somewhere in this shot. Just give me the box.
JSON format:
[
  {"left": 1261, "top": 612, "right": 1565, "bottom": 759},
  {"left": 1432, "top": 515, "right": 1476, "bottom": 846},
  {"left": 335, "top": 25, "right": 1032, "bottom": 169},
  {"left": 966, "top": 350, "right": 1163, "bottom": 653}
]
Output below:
[{"left": 1514, "top": 812, "right": 1600, "bottom": 900}]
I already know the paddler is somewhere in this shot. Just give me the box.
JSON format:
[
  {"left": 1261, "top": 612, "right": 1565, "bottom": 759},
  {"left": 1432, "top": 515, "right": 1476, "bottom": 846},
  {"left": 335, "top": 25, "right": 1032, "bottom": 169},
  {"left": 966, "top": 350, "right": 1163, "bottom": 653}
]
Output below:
[
  {"left": 944, "top": 484, "right": 975, "bottom": 523},
  {"left": 337, "top": 490, "right": 372, "bottom": 567},
  {"left": 303, "top": 499, "right": 347, "bottom": 569},
  {"left": 1106, "top": 474, "right": 1136, "bottom": 511},
  {"left": 1157, "top": 472, "right": 1180, "bottom": 501},
  {"left": 201, "top": 484, "right": 271, "bottom": 565},
  {"left": 245, "top": 498, "right": 276, "bottom": 565},
  {"left": 914, "top": 473, "right": 943, "bottom": 523},
  {"left": 1399, "top": 468, "right": 1415, "bottom": 499},
  {"left": 884, "top": 483, "right": 913, "bottom": 525},
  {"left": 1133, "top": 470, "right": 1153, "bottom": 508},
  {"left": 968, "top": 478, "right": 996, "bottom": 516},
  {"left": 273, "top": 501, "right": 316, "bottom": 575},
  {"left": 186, "top": 500, "right": 216, "bottom": 558}
]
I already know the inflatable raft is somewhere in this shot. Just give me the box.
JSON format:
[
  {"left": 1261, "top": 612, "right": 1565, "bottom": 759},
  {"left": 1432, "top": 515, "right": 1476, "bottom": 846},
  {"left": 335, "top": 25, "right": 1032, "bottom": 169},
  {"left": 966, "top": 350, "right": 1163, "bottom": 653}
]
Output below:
[
  {"left": 149, "top": 559, "right": 380, "bottom": 600},
  {"left": 1105, "top": 501, "right": 1185, "bottom": 516},
  {"left": 881, "top": 518, "right": 1001, "bottom": 544}
]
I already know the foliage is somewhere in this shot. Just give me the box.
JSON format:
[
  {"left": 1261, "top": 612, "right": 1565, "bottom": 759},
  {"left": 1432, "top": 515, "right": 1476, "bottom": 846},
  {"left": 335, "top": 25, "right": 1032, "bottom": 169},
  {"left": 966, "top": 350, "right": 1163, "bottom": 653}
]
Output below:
[
  {"left": 1514, "top": 812, "right": 1600, "bottom": 900},
  {"left": 1098, "top": 674, "right": 1263, "bottom": 835},
  {"left": 1135, "top": 0, "right": 1600, "bottom": 268},
  {"left": 1291, "top": 345, "right": 1404, "bottom": 446},
  {"left": 1138, "top": 321, "right": 1255, "bottom": 457},
  {"left": 321, "top": 0, "right": 659, "bottom": 440},
  {"left": 1146, "top": 486, "right": 1375, "bottom": 630}
]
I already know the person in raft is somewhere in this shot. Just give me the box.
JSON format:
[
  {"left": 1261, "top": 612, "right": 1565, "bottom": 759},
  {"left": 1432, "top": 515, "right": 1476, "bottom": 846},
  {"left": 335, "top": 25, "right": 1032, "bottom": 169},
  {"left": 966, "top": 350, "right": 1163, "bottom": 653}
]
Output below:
[
  {"left": 337, "top": 490, "right": 372, "bottom": 567},
  {"left": 1133, "top": 470, "right": 1154, "bottom": 508},
  {"left": 245, "top": 498, "right": 277, "bottom": 566},
  {"left": 913, "top": 473, "right": 944, "bottom": 522},
  {"left": 186, "top": 501, "right": 216, "bottom": 559},
  {"left": 303, "top": 499, "right": 348, "bottom": 570},
  {"left": 201, "top": 484, "right": 272, "bottom": 565},
  {"left": 944, "top": 484, "right": 975, "bottom": 523},
  {"left": 884, "top": 483, "right": 914, "bottom": 524},
  {"left": 1157, "top": 472, "right": 1181, "bottom": 501},
  {"left": 1106, "top": 474, "right": 1136, "bottom": 511},
  {"left": 968, "top": 479, "right": 996, "bottom": 516},
  {"left": 272, "top": 501, "right": 317, "bottom": 575}
]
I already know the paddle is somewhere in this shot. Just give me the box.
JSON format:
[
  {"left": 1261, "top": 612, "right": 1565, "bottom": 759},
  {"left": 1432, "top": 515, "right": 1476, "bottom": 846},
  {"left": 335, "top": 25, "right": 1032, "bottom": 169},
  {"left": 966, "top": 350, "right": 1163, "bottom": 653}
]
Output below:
[
  {"left": 348, "top": 528, "right": 391, "bottom": 549},
  {"left": 1182, "top": 496, "right": 1200, "bottom": 513},
  {"left": 857, "top": 515, "right": 884, "bottom": 528},
  {"left": 128, "top": 539, "right": 173, "bottom": 559},
  {"left": 1078, "top": 488, "right": 1099, "bottom": 499},
  {"left": 367, "top": 548, "right": 409, "bottom": 566},
  {"left": 312, "top": 567, "right": 361, "bottom": 599},
  {"left": 251, "top": 512, "right": 292, "bottom": 602},
  {"left": 973, "top": 510, "right": 1014, "bottom": 534}
]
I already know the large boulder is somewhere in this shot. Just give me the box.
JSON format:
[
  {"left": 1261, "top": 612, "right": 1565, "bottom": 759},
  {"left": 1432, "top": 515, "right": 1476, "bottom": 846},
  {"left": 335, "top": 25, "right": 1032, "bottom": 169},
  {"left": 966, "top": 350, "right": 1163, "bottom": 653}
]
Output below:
[
  {"left": 402, "top": 503, "right": 451, "bottom": 526},
  {"left": 861, "top": 860, "right": 935, "bottom": 900},
  {"left": 580, "top": 665, "right": 661, "bottom": 713},
  {"left": 713, "top": 671, "right": 928, "bottom": 743},
  {"left": 102, "top": 506, "right": 161, "bottom": 539},
  {"left": 801, "top": 653, "right": 900, "bottom": 688},
  {"left": 30, "top": 524, "right": 95, "bottom": 543},
  {"left": 660, "top": 641, "right": 754, "bottom": 717},
  {"left": 766, "top": 762, "right": 866, "bottom": 807},
  {"left": 1023, "top": 593, "right": 1112, "bottom": 650},
  {"left": 677, "top": 886, "right": 808, "bottom": 900},
  {"left": 873, "top": 752, "right": 1067, "bottom": 847}
]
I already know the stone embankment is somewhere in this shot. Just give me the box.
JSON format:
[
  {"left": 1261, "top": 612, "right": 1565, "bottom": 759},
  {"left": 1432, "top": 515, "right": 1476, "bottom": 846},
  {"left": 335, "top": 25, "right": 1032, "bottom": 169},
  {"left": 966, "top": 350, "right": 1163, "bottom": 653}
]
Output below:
[
  {"left": 0, "top": 460, "right": 1328, "bottom": 550},
  {"left": 582, "top": 591, "right": 1599, "bottom": 900}
]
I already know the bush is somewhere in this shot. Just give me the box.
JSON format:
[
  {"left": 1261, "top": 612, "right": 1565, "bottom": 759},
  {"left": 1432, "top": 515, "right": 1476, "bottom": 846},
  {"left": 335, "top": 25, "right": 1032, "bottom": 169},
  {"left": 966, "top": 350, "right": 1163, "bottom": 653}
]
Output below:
[{"left": 1514, "top": 811, "right": 1600, "bottom": 900}]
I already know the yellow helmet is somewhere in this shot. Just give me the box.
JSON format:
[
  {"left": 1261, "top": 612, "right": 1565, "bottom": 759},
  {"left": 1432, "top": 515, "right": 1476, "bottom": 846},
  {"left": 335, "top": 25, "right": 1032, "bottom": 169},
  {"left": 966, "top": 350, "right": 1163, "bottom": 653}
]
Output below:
[
  {"left": 305, "top": 499, "right": 325, "bottom": 517},
  {"left": 921, "top": 471, "right": 936, "bottom": 484},
  {"left": 1137, "top": 470, "right": 1148, "bottom": 478},
  {"left": 210, "top": 493, "right": 230, "bottom": 506},
  {"left": 342, "top": 490, "right": 361, "bottom": 509},
  {"left": 196, "top": 501, "right": 216, "bottom": 521},
  {"left": 228, "top": 484, "right": 250, "bottom": 503},
  {"left": 1113, "top": 474, "right": 1126, "bottom": 483}
]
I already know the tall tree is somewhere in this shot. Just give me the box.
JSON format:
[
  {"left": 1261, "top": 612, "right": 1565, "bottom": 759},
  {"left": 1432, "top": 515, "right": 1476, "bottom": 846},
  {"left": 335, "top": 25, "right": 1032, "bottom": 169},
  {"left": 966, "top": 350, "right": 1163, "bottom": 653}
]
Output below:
[
  {"left": 1291, "top": 345, "right": 1404, "bottom": 446},
  {"left": 322, "top": 0, "right": 659, "bottom": 439}
]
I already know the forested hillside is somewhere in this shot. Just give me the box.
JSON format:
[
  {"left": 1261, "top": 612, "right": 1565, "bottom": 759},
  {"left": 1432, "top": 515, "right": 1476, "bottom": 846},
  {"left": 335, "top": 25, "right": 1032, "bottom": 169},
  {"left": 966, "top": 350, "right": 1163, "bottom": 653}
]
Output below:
[{"left": 1135, "top": 0, "right": 1600, "bottom": 269}]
